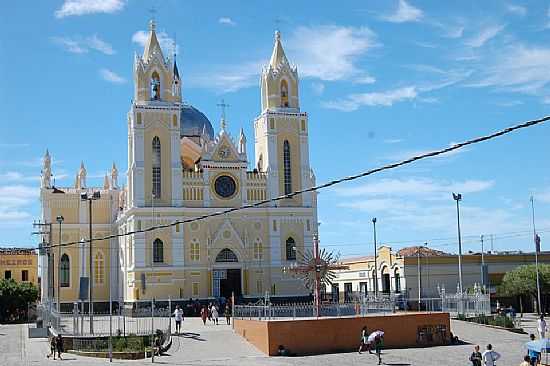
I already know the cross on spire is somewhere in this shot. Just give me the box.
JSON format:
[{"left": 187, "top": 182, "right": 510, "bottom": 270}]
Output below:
[
  {"left": 217, "top": 99, "right": 230, "bottom": 130},
  {"left": 148, "top": 6, "right": 157, "bottom": 30}
]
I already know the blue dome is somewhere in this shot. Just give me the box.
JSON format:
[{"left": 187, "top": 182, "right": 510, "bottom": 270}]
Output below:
[{"left": 180, "top": 104, "right": 214, "bottom": 139}]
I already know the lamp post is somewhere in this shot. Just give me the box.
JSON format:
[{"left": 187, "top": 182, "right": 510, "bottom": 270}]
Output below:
[
  {"left": 56, "top": 215, "right": 64, "bottom": 313},
  {"left": 530, "top": 196, "right": 542, "bottom": 314},
  {"left": 452, "top": 193, "right": 464, "bottom": 295},
  {"left": 417, "top": 245, "right": 421, "bottom": 310},
  {"left": 81, "top": 190, "right": 101, "bottom": 334},
  {"left": 372, "top": 218, "right": 378, "bottom": 297}
]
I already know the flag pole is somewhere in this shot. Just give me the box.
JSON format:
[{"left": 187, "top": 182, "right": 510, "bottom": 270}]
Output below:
[{"left": 531, "top": 196, "right": 542, "bottom": 314}]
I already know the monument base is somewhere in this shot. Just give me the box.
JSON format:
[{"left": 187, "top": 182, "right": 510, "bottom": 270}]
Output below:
[{"left": 234, "top": 312, "right": 450, "bottom": 356}]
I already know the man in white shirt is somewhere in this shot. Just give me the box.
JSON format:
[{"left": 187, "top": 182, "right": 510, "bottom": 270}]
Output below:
[
  {"left": 538, "top": 315, "right": 547, "bottom": 339},
  {"left": 173, "top": 305, "right": 184, "bottom": 334},
  {"left": 482, "top": 344, "right": 501, "bottom": 366}
]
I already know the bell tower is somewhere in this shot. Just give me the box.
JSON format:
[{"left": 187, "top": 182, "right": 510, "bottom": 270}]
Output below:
[
  {"left": 127, "top": 19, "right": 183, "bottom": 208},
  {"left": 254, "top": 31, "right": 313, "bottom": 207}
]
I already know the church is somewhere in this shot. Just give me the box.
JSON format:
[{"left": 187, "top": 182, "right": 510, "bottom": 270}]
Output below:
[{"left": 39, "top": 19, "right": 318, "bottom": 309}]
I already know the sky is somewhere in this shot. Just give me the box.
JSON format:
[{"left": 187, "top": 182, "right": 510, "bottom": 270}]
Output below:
[{"left": 0, "top": 0, "right": 549, "bottom": 257}]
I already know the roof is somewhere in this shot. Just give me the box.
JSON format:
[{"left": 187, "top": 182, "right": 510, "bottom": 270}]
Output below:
[
  {"left": 340, "top": 255, "right": 374, "bottom": 264},
  {"left": 0, "top": 248, "right": 37, "bottom": 255},
  {"left": 269, "top": 31, "right": 289, "bottom": 69},
  {"left": 180, "top": 104, "right": 214, "bottom": 139},
  {"left": 397, "top": 246, "right": 449, "bottom": 257}
]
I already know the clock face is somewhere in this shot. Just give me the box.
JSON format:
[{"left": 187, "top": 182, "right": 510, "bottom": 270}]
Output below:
[{"left": 214, "top": 175, "right": 237, "bottom": 198}]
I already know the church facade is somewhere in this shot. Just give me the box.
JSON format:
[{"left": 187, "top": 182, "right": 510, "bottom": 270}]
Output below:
[{"left": 39, "top": 20, "right": 318, "bottom": 307}]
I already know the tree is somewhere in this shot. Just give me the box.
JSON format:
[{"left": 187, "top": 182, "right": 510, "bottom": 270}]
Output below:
[
  {"left": 498, "top": 264, "right": 550, "bottom": 313},
  {"left": 0, "top": 279, "right": 39, "bottom": 322}
]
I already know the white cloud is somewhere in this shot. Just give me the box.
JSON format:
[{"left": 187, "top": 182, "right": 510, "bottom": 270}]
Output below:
[
  {"left": 132, "top": 30, "right": 177, "bottom": 56},
  {"left": 0, "top": 185, "right": 39, "bottom": 223},
  {"left": 383, "top": 138, "right": 403, "bottom": 144},
  {"left": 219, "top": 17, "right": 236, "bottom": 26},
  {"left": 187, "top": 61, "right": 263, "bottom": 93},
  {"left": 52, "top": 35, "right": 115, "bottom": 55},
  {"left": 506, "top": 4, "right": 527, "bottom": 16},
  {"left": 55, "top": 0, "right": 125, "bottom": 18},
  {"left": 288, "top": 25, "right": 378, "bottom": 82},
  {"left": 465, "top": 24, "right": 505, "bottom": 48},
  {"left": 336, "top": 178, "right": 494, "bottom": 198},
  {"left": 191, "top": 25, "right": 377, "bottom": 92},
  {"left": 322, "top": 86, "right": 417, "bottom": 111},
  {"left": 0, "top": 172, "right": 39, "bottom": 182},
  {"left": 381, "top": 0, "right": 423, "bottom": 23},
  {"left": 468, "top": 43, "right": 550, "bottom": 96},
  {"left": 311, "top": 82, "right": 325, "bottom": 95},
  {"left": 99, "top": 68, "right": 126, "bottom": 84}
]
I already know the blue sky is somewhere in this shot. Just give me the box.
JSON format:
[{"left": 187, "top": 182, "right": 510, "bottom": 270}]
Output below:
[{"left": 1, "top": 0, "right": 550, "bottom": 256}]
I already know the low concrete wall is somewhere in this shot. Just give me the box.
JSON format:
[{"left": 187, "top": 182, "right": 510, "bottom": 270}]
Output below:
[{"left": 234, "top": 312, "right": 450, "bottom": 356}]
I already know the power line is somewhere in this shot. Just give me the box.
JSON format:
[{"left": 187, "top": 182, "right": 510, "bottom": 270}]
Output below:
[{"left": 38, "top": 115, "right": 550, "bottom": 251}]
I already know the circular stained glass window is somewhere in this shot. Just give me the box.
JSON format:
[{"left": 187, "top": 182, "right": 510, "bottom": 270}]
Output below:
[{"left": 214, "top": 175, "right": 237, "bottom": 198}]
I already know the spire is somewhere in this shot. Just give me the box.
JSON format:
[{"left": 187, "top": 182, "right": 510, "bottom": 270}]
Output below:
[
  {"left": 41, "top": 149, "right": 52, "bottom": 189},
  {"left": 78, "top": 161, "right": 87, "bottom": 188},
  {"left": 143, "top": 18, "right": 164, "bottom": 60},
  {"left": 103, "top": 174, "right": 110, "bottom": 190},
  {"left": 238, "top": 128, "right": 247, "bottom": 155},
  {"left": 111, "top": 162, "right": 118, "bottom": 189},
  {"left": 269, "top": 30, "right": 289, "bottom": 69}
]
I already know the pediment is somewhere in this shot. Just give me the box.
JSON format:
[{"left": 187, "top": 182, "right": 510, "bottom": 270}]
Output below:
[
  {"left": 212, "top": 219, "right": 244, "bottom": 249},
  {"left": 210, "top": 132, "right": 242, "bottom": 162}
]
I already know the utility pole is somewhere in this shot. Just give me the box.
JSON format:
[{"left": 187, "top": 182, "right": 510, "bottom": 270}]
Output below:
[
  {"left": 417, "top": 246, "right": 422, "bottom": 310},
  {"left": 56, "top": 216, "right": 64, "bottom": 313},
  {"left": 531, "top": 196, "right": 542, "bottom": 314},
  {"left": 480, "top": 235, "right": 485, "bottom": 290},
  {"left": 81, "top": 191, "right": 100, "bottom": 334},
  {"left": 33, "top": 221, "right": 53, "bottom": 309},
  {"left": 372, "top": 218, "right": 378, "bottom": 297},
  {"left": 452, "top": 193, "right": 464, "bottom": 295}
]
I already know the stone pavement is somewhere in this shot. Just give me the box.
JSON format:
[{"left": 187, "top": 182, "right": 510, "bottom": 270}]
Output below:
[{"left": 0, "top": 314, "right": 543, "bottom": 365}]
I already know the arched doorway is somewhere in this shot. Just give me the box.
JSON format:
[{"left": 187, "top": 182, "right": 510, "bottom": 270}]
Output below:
[{"left": 214, "top": 248, "right": 242, "bottom": 298}]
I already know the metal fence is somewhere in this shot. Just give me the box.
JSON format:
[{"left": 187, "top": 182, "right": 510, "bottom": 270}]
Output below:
[
  {"left": 441, "top": 293, "right": 491, "bottom": 317},
  {"left": 234, "top": 299, "right": 395, "bottom": 320},
  {"left": 37, "top": 301, "right": 171, "bottom": 337}
]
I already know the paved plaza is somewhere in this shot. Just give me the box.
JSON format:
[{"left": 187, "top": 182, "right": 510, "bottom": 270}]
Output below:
[{"left": 0, "top": 314, "right": 542, "bottom": 365}]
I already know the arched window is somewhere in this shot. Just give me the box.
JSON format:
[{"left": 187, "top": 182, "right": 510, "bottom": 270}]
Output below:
[
  {"left": 280, "top": 79, "right": 289, "bottom": 107},
  {"left": 94, "top": 252, "right": 104, "bottom": 285},
  {"left": 254, "top": 239, "right": 263, "bottom": 260},
  {"left": 283, "top": 140, "right": 291, "bottom": 195},
  {"left": 152, "top": 136, "right": 161, "bottom": 199},
  {"left": 60, "top": 254, "right": 70, "bottom": 287},
  {"left": 151, "top": 71, "right": 161, "bottom": 100},
  {"left": 153, "top": 238, "right": 164, "bottom": 263},
  {"left": 285, "top": 237, "right": 296, "bottom": 261},
  {"left": 215, "top": 248, "right": 238, "bottom": 263},
  {"left": 394, "top": 269, "right": 401, "bottom": 293},
  {"left": 190, "top": 239, "right": 200, "bottom": 261}
]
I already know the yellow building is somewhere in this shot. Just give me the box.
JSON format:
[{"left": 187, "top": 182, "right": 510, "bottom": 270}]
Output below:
[
  {"left": 0, "top": 248, "right": 38, "bottom": 285},
  {"left": 39, "top": 21, "right": 318, "bottom": 309}
]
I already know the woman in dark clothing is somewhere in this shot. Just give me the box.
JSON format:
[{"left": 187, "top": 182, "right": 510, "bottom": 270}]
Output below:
[
  {"left": 56, "top": 334, "right": 64, "bottom": 360},
  {"left": 469, "top": 345, "right": 482, "bottom": 366},
  {"left": 46, "top": 336, "right": 56, "bottom": 359}
]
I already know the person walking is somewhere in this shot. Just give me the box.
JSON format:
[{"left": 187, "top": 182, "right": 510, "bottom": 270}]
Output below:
[
  {"left": 469, "top": 345, "right": 482, "bottom": 366},
  {"left": 56, "top": 334, "right": 64, "bottom": 360},
  {"left": 200, "top": 306, "right": 207, "bottom": 325},
  {"left": 224, "top": 304, "right": 231, "bottom": 325},
  {"left": 373, "top": 333, "right": 384, "bottom": 365},
  {"left": 527, "top": 334, "right": 540, "bottom": 366},
  {"left": 207, "top": 302, "right": 213, "bottom": 322},
  {"left": 358, "top": 326, "right": 368, "bottom": 354},
  {"left": 520, "top": 355, "right": 531, "bottom": 366},
  {"left": 173, "top": 305, "right": 184, "bottom": 335},
  {"left": 212, "top": 304, "right": 219, "bottom": 325},
  {"left": 46, "top": 336, "right": 56, "bottom": 359},
  {"left": 538, "top": 315, "right": 547, "bottom": 339},
  {"left": 482, "top": 344, "right": 500, "bottom": 366}
]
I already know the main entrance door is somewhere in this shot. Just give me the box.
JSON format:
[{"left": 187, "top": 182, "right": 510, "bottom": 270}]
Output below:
[
  {"left": 214, "top": 248, "right": 242, "bottom": 299},
  {"left": 220, "top": 269, "right": 241, "bottom": 298}
]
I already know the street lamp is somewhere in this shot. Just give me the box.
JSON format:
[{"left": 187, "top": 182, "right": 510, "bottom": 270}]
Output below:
[
  {"left": 81, "top": 190, "right": 101, "bottom": 334},
  {"left": 452, "top": 193, "right": 464, "bottom": 295},
  {"left": 372, "top": 218, "right": 378, "bottom": 297},
  {"left": 56, "top": 215, "right": 64, "bottom": 313}
]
